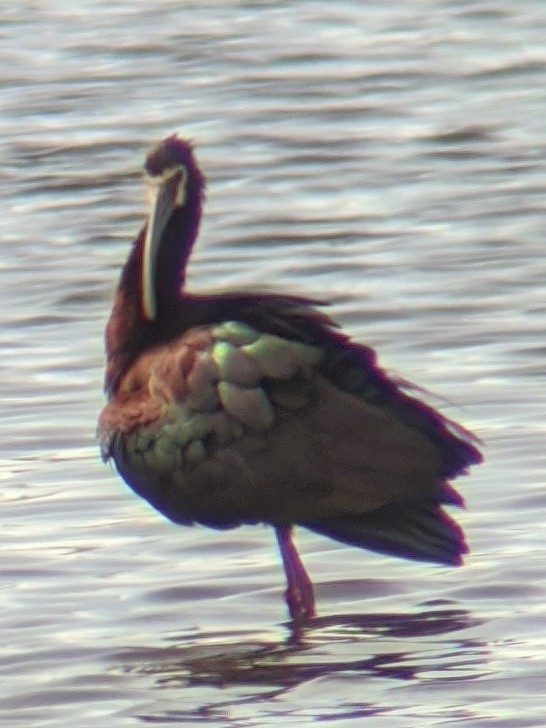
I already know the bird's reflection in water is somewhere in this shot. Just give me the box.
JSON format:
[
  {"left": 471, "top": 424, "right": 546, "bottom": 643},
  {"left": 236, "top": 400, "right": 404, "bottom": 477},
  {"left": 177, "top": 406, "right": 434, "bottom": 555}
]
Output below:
[{"left": 114, "top": 604, "right": 487, "bottom": 702}]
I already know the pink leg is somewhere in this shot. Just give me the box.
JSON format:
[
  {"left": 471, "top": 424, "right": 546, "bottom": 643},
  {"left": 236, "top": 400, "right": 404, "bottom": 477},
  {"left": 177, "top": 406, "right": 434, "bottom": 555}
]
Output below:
[{"left": 275, "top": 526, "right": 316, "bottom": 621}]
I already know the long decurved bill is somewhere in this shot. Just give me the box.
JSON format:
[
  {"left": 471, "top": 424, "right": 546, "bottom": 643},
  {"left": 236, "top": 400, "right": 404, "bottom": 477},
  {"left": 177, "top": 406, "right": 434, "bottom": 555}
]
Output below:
[{"left": 141, "top": 174, "right": 180, "bottom": 320}]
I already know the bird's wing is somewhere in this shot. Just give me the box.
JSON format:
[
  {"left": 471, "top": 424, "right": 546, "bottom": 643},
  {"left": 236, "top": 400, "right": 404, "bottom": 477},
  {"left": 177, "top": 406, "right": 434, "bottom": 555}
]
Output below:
[{"left": 98, "top": 320, "right": 456, "bottom": 529}]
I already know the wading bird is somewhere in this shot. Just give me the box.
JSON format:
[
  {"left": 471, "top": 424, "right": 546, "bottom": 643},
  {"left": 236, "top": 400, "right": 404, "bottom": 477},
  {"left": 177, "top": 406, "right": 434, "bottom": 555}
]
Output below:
[{"left": 98, "top": 135, "right": 482, "bottom": 622}]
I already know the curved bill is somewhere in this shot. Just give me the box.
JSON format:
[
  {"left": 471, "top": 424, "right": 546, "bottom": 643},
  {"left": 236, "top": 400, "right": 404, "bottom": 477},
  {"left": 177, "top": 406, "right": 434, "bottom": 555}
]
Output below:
[{"left": 141, "top": 176, "right": 179, "bottom": 320}]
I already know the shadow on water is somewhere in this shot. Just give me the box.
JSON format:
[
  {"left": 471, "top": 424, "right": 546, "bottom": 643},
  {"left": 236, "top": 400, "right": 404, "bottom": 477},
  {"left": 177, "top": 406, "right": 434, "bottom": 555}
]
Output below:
[{"left": 112, "top": 604, "right": 489, "bottom": 723}]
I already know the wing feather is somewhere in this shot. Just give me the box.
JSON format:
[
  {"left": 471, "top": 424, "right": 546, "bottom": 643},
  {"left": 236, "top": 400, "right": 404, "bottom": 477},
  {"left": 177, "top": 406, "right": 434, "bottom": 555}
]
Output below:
[{"left": 99, "top": 318, "right": 475, "bottom": 531}]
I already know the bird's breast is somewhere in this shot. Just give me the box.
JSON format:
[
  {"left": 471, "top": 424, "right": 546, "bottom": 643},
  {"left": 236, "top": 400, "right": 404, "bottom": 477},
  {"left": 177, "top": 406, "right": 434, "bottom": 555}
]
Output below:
[{"left": 98, "top": 320, "right": 323, "bottom": 525}]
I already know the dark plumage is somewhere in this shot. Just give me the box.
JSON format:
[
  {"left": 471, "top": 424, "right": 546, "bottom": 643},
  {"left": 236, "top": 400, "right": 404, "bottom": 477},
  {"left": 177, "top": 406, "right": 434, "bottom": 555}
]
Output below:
[{"left": 98, "top": 135, "right": 482, "bottom": 621}]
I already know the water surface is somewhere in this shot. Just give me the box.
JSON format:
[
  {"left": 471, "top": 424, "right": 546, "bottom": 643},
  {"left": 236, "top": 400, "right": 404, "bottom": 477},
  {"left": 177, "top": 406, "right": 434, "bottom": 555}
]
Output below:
[{"left": 1, "top": 1, "right": 546, "bottom": 726}]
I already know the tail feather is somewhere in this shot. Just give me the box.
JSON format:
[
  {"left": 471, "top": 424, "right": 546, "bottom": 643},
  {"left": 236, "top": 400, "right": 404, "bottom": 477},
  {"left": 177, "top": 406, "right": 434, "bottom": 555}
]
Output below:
[{"left": 302, "top": 502, "right": 468, "bottom": 566}]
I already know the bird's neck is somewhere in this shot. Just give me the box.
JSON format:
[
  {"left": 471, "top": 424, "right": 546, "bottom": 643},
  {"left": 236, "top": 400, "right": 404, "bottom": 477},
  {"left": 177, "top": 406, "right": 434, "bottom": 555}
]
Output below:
[
  {"left": 153, "top": 202, "right": 199, "bottom": 312},
  {"left": 104, "top": 191, "right": 202, "bottom": 394}
]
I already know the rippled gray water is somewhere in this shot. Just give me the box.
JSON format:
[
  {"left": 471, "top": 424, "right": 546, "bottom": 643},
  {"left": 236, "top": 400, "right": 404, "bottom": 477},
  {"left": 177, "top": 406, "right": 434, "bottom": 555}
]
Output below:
[{"left": 1, "top": 2, "right": 546, "bottom": 726}]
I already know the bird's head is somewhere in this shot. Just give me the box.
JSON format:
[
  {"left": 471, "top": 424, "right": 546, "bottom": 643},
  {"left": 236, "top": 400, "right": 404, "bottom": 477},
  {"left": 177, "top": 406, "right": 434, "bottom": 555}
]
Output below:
[{"left": 141, "top": 135, "right": 205, "bottom": 321}]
